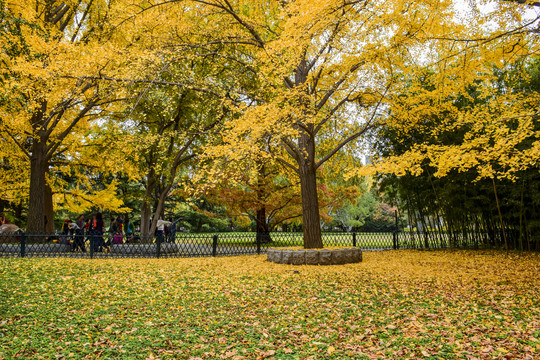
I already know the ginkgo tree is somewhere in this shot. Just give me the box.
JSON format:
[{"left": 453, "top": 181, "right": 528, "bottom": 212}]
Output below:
[
  {"left": 119, "top": 86, "right": 226, "bottom": 238},
  {"left": 3, "top": 0, "right": 535, "bottom": 243},
  {"left": 203, "top": 153, "right": 360, "bottom": 241},
  {"left": 124, "top": 0, "right": 460, "bottom": 248},
  {"left": 352, "top": 1, "right": 540, "bottom": 182},
  {"left": 0, "top": 0, "right": 148, "bottom": 233}
]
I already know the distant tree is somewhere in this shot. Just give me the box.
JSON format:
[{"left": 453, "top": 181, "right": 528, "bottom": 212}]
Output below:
[{"left": 0, "top": 1, "right": 138, "bottom": 232}]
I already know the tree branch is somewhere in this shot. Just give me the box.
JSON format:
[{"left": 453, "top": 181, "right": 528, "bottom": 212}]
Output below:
[
  {"left": 314, "top": 90, "right": 359, "bottom": 135},
  {"left": 62, "top": 75, "right": 241, "bottom": 104},
  {"left": 0, "top": 123, "right": 30, "bottom": 158},
  {"left": 280, "top": 136, "right": 300, "bottom": 161},
  {"left": 46, "top": 95, "right": 100, "bottom": 160},
  {"left": 315, "top": 124, "right": 374, "bottom": 170},
  {"left": 71, "top": 0, "right": 94, "bottom": 42},
  {"left": 221, "top": 0, "right": 266, "bottom": 47},
  {"left": 315, "top": 61, "right": 364, "bottom": 110},
  {"left": 274, "top": 156, "right": 299, "bottom": 174},
  {"left": 306, "top": 19, "right": 341, "bottom": 73},
  {"left": 315, "top": 86, "right": 390, "bottom": 169}
]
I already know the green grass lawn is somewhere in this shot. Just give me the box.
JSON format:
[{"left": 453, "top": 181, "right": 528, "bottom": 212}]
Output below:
[
  {"left": 1, "top": 250, "right": 539, "bottom": 359},
  {"left": 176, "top": 232, "right": 396, "bottom": 249}
]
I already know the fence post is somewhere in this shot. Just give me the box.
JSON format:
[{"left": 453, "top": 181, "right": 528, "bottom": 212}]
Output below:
[
  {"left": 212, "top": 234, "right": 218, "bottom": 257},
  {"left": 20, "top": 232, "right": 26, "bottom": 258},
  {"left": 352, "top": 232, "right": 357, "bottom": 247},
  {"left": 156, "top": 233, "right": 162, "bottom": 258},
  {"left": 393, "top": 210, "right": 399, "bottom": 250},
  {"left": 89, "top": 234, "right": 94, "bottom": 259}
]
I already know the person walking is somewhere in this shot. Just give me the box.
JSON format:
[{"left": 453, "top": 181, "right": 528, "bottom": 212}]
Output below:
[
  {"left": 73, "top": 215, "right": 86, "bottom": 252},
  {"left": 93, "top": 213, "right": 104, "bottom": 252},
  {"left": 156, "top": 216, "right": 171, "bottom": 244},
  {"left": 167, "top": 218, "right": 177, "bottom": 243},
  {"left": 124, "top": 215, "right": 134, "bottom": 243},
  {"left": 61, "top": 219, "right": 72, "bottom": 247},
  {"left": 112, "top": 217, "right": 124, "bottom": 244}
]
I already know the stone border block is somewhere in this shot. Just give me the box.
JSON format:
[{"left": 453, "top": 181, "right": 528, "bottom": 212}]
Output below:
[
  {"left": 267, "top": 247, "right": 362, "bottom": 265},
  {"left": 267, "top": 248, "right": 280, "bottom": 263},
  {"left": 351, "top": 247, "right": 362, "bottom": 262},
  {"left": 305, "top": 250, "right": 319, "bottom": 265},
  {"left": 319, "top": 249, "right": 332, "bottom": 265},
  {"left": 343, "top": 248, "right": 354, "bottom": 263},
  {"left": 332, "top": 248, "right": 346, "bottom": 265},
  {"left": 281, "top": 249, "right": 293, "bottom": 264},
  {"left": 291, "top": 250, "right": 305, "bottom": 265}
]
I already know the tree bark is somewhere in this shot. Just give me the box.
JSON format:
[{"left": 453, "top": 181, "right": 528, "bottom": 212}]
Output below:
[
  {"left": 255, "top": 206, "right": 271, "bottom": 243},
  {"left": 255, "top": 162, "right": 271, "bottom": 243},
  {"left": 27, "top": 140, "right": 48, "bottom": 234},
  {"left": 140, "top": 168, "right": 157, "bottom": 241},
  {"left": 299, "top": 164, "right": 323, "bottom": 248},
  {"left": 140, "top": 200, "right": 152, "bottom": 242},
  {"left": 298, "top": 131, "right": 323, "bottom": 249}
]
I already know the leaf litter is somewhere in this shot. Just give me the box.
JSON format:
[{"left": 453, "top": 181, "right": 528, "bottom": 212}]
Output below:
[{"left": 0, "top": 250, "right": 538, "bottom": 359}]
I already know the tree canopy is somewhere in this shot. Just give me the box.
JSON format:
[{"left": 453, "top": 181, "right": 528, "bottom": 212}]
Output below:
[{"left": 0, "top": 0, "right": 539, "bottom": 250}]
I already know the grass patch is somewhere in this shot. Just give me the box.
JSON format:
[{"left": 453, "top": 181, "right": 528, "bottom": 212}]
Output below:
[
  {"left": 1, "top": 250, "right": 539, "bottom": 359},
  {"left": 197, "top": 232, "right": 395, "bottom": 249}
]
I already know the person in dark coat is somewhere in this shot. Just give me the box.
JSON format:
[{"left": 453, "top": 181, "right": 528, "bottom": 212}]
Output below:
[
  {"left": 72, "top": 214, "right": 86, "bottom": 252},
  {"left": 93, "top": 212, "right": 104, "bottom": 252}
]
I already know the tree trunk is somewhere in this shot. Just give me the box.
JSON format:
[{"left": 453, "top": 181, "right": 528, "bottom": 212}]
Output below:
[
  {"left": 149, "top": 185, "right": 171, "bottom": 236},
  {"left": 140, "top": 200, "right": 152, "bottom": 242},
  {"left": 298, "top": 159, "right": 323, "bottom": 249},
  {"left": 255, "top": 206, "right": 271, "bottom": 244},
  {"left": 255, "top": 163, "right": 271, "bottom": 243},
  {"left": 140, "top": 168, "right": 157, "bottom": 241},
  {"left": 27, "top": 140, "right": 47, "bottom": 234}
]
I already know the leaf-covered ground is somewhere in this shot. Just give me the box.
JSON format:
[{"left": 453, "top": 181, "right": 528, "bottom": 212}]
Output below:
[{"left": 1, "top": 250, "right": 539, "bottom": 359}]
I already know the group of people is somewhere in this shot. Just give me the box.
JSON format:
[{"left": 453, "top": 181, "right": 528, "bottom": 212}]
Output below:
[
  {"left": 156, "top": 216, "right": 178, "bottom": 244},
  {"left": 60, "top": 214, "right": 180, "bottom": 252},
  {"left": 3, "top": 212, "right": 179, "bottom": 250},
  {"left": 61, "top": 213, "right": 135, "bottom": 252}
]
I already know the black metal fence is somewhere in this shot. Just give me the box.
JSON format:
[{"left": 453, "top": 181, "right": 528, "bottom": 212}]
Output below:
[{"left": 0, "top": 230, "right": 504, "bottom": 259}]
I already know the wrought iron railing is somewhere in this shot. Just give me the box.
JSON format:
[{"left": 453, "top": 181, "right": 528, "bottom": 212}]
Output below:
[
  {"left": 0, "top": 231, "right": 415, "bottom": 258},
  {"left": 0, "top": 229, "right": 510, "bottom": 258}
]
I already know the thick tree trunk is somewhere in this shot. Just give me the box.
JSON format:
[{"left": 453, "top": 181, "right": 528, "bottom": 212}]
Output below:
[
  {"left": 255, "top": 206, "right": 271, "bottom": 244},
  {"left": 27, "top": 140, "right": 47, "bottom": 234},
  {"left": 292, "top": 59, "right": 323, "bottom": 248},
  {"left": 299, "top": 161, "right": 323, "bottom": 248}
]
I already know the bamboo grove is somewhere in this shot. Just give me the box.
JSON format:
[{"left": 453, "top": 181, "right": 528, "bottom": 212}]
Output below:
[{"left": 374, "top": 59, "right": 540, "bottom": 251}]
